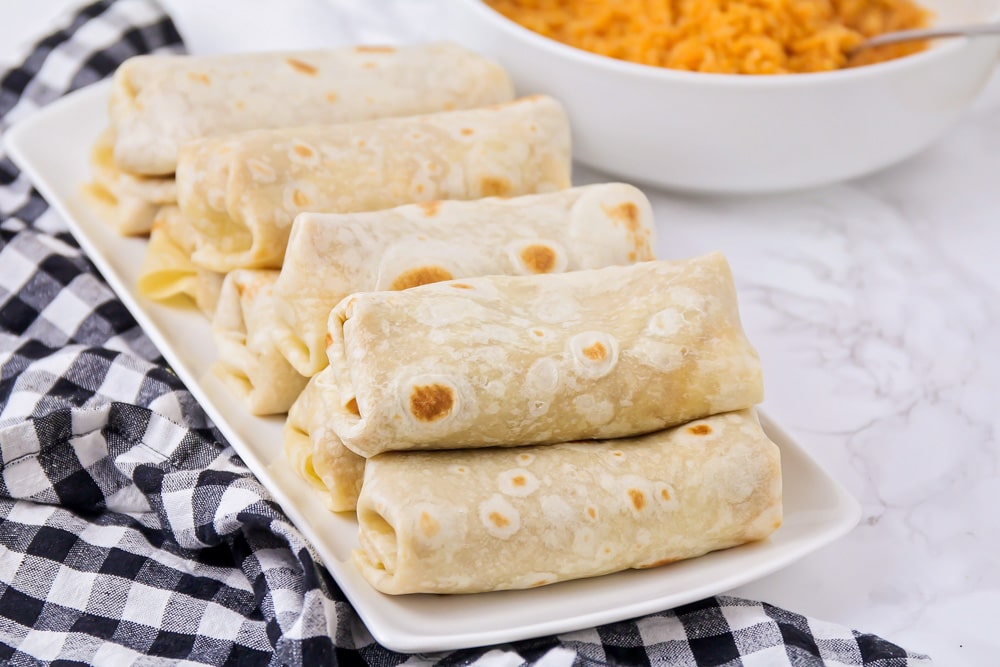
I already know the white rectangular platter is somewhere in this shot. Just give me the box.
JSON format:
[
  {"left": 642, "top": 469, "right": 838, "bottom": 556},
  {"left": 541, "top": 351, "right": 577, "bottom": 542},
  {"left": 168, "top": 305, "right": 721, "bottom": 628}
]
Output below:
[{"left": 5, "top": 80, "right": 862, "bottom": 653}]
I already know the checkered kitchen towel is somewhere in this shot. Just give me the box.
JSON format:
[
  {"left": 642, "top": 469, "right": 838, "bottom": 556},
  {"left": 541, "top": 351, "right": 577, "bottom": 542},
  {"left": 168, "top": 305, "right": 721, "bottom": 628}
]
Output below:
[{"left": 0, "top": 1, "right": 932, "bottom": 665}]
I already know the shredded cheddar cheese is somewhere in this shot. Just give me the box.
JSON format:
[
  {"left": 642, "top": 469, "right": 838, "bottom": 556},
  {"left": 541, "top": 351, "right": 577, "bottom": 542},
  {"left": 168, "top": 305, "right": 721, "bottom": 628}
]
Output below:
[{"left": 484, "top": 0, "right": 931, "bottom": 74}]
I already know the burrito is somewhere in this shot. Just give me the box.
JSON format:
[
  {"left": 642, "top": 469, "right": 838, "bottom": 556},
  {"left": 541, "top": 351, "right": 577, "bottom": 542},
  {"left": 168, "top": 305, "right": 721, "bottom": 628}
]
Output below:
[
  {"left": 326, "top": 252, "right": 763, "bottom": 457},
  {"left": 284, "top": 368, "right": 366, "bottom": 512},
  {"left": 110, "top": 42, "right": 515, "bottom": 175},
  {"left": 137, "top": 207, "right": 224, "bottom": 316},
  {"left": 177, "top": 94, "right": 572, "bottom": 273},
  {"left": 82, "top": 129, "right": 176, "bottom": 235},
  {"left": 212, "top": 270, "right": 308, "bottom": 415},
  {"left": 273, "top": 183, "right": 655, "bottom": 377},
  {"left": 354, "top": 409, "right": 782, "bottom": 594}
]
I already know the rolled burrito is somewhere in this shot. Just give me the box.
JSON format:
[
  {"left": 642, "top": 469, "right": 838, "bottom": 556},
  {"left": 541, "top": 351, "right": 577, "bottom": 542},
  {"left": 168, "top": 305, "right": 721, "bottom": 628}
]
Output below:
[
  {"left": 82, "top": 129, "right": 176, "bottom": 235},
  {"left": 273, "top": 183, "right": 655, "bottom": 377},
  {"left": 354, "top": 409, "right": 783, "bottom": 594},
  {"left": 212, "top": 270, "right": 308, "bottom": 415},
  {"left": 284, "top": 368, "right": 366, "bottom": 512},
  {"left": 137, "top": 207, "right": 224, "bottom": 317},
  {"left": 177, "top": 94, "right": 572, "bottom": 273},
  {"left": 110, "top": 42, "right": 514, "bottom": 175},
  {"left": 326, "top": 252, "right": 763, "bottom": 457}
]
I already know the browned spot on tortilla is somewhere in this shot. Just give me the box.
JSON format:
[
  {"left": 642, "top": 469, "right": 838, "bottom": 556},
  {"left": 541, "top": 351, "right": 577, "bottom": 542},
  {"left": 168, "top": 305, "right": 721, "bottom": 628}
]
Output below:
[
  {"left": 455, "top": 466, "right": 466, "bottom": 473},
  {"left": 418, "top": 200, "right": 440, "bottom": 216},
  {"left": 582, "top": 341, "right": 607, "bottom": 361},
  {"left": 519, "top": 244, "right": 557, "bottom": 274},
  {"left": 120, "top": 74, "right": 138, "bottom": 101},
  {"left": 355, "top": 45, "right": 396, "bottom": 53},
  {"left": 325, "top": 332, "right": 333, "bottom": 348},
  {"left": 292, "top": 189, "right": 310, "bottom": 207},
  {"left": 419, "top": 511, "right": 440, "bottom": 538},
  {"left": 409, "top": 384, "right": 454, "bottom": 422},
  {"left": 635, "top": 241, "right": 653, "bottom": 261},
  {"left": 511, "top": 475, "right": 526, "bottom": 487},
  {"left": 586, "top": 507, "right": 597, "bottom": 519},
  {"left": 391, "top": 266, "right": 453, "bottom": 291},
  {"left": 532, "top": 329, "right": 544, "bottom": 337},
  {"left": 187, "top": 72, "right": 210, "bottom": 84},
  {"left": 356, "top": 139, "right": 367, "bottom": 148},
  {"left": 688, "top": 424, "right": 712, "bottom": 436},
  {"left": 460, "top": 128, "right": 474, "bottom": 136},
  {"left": 611, "top": 450, "right": 624, "bottom": 458},
  {"left": 361, "top": 61, "right": 377, "bottom": 69},
  {"left": 293, "top": 144, "right": 314, "bottom": 158},
  {"left": 605, "top": 202, "right": 639, "bottom": 229},
  {"left": 345, "top": 397, "right": 360, "bottom": 417},
  {"left": 414, "top": 184, "right": 424, "bottom": 194},
  {"left": 480, "top": 176, "right": 511, "bottom": 197},
  {"left": 628, "top": 488, "right": 646, "bottom": 511},
  {"left": 530, "top": 580, "right": 549, "bottom": 588},
  {"left": 443, "top": 101, "right": 456, "bottom": 110},
  {"left": 638, "top": 557, "right": 677, "bottom": 569},
  {"left": 234, "top": 100, "right": 245, "bottom": 110},
  {"left": 603, "top": 546, "right": 612, "bottom": 555},
  {"left": 239, "top": 279, "right": 266, "bottom": 303},
  {"left": 529, "top": 123, "right": 537, "bottom": 132},
  {"left": 326, "top": 92, "right": 338, "bottom": 103},
  {"left": 489, "top": 512, "right": 510, "bottom": 528},
  {"left": 606, "top": 201, "right": 654, "bottom": 260},
  {"left": 660, "top": 488, "right": 671, "bottom": 501},
  {"left": 286, "top": 58, "right": 317, "bottom": 75},
  {"left": 450, "top": 283, "right": 473, "bottom": 290}
]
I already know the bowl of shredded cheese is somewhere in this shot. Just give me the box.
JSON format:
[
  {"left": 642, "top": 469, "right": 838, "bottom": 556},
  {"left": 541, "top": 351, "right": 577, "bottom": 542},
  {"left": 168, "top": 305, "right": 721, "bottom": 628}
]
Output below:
[{"left": 451, "top": 0, "right": 1000, "bottom": 193}]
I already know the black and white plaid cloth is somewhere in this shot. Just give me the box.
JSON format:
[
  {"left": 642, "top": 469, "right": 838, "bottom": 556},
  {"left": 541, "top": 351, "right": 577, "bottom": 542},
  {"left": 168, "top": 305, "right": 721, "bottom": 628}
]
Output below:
[{"left": 0, "top": 2, "right": 932, "bottom": 665}]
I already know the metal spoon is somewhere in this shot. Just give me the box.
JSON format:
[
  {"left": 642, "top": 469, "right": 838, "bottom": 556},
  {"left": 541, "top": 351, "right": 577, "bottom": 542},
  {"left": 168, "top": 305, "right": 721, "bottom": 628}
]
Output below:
[{"left": 852, "top": 22, "right": 1000, "bottom": 54}]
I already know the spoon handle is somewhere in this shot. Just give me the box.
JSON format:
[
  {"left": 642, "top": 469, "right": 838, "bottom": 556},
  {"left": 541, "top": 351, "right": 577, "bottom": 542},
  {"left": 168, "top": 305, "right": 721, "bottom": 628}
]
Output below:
[{"left": 859, "top": 22, "right": 1000, "bottom": 51}]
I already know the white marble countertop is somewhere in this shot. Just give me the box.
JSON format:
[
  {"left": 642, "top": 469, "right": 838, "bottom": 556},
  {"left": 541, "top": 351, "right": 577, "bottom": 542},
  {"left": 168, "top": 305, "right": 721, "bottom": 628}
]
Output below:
[
  {"left": 671, "top": 72, "right": 1000, "bottom": 664},
  {"left": 2, "top": 1, "right": 998, "bottom": 664}
]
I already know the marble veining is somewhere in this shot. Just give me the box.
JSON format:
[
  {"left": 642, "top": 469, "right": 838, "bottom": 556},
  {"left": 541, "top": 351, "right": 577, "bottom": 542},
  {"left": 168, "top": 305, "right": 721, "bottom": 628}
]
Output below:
[{"left": 634, "top": 77, "right": 1000, "bottom": 664}]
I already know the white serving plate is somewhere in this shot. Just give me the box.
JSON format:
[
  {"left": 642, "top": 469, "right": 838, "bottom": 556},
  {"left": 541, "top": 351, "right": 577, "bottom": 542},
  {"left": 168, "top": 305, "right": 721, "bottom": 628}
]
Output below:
[{"left": 4, "top": 80, "right": 862, "bottom": 654}]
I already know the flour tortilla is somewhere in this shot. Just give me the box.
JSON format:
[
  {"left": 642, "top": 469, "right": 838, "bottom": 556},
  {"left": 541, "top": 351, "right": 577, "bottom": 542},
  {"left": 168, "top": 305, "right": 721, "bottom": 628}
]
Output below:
[
  {"left": 110, "top": 43, "right": 514, "bottom": 175},
  {"left": 136, "top": 206, "right": 223, "bottom": 316},
  {"left": 354, "top": 409, "right": 782, "bottom": 594},
  {"left": 326, "top": 253, "right": 764, "bottom": 457},
  {"left": 82, "top": 129, "right": 175, "bottom": 235},
  {"left": 212, "top": 270, "right": 308, "bottom": 415},
  {"left": 177, "top": 95, "right": 571, "bottom": 272},
  {"left": 272, "top": 183, "right": 655, "bottom": 377},
  {"left": 284, "top": 367, "right": 366, "bottom": 512}
]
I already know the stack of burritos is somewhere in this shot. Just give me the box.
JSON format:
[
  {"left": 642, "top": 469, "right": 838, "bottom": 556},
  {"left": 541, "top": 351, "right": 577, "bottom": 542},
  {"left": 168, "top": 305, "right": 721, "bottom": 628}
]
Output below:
[{"left": 85, "top": 42, "right": 781, "bottom": 596}]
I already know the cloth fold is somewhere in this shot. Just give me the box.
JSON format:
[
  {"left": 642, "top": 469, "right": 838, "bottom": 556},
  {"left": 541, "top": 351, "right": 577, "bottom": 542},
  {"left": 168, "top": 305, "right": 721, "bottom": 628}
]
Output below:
[{"left": 0, "top": 1, "right": 931, "bottom": 664}]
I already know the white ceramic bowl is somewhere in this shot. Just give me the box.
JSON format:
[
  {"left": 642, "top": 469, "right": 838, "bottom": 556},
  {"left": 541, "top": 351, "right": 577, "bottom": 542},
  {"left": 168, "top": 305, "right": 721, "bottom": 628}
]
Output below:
[{"left": 450, "top": 0, "right": 1000, "bottom": 194}]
